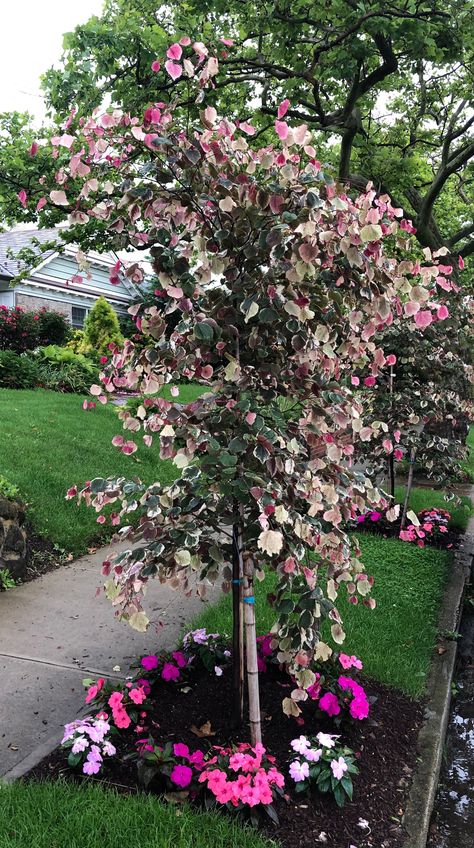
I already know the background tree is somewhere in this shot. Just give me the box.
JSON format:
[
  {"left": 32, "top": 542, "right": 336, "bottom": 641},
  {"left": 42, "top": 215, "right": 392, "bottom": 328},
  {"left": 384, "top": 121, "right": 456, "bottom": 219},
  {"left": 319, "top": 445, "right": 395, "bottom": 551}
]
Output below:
[{"left": 31, "top": 0, "right": 474, "bottom": 264}]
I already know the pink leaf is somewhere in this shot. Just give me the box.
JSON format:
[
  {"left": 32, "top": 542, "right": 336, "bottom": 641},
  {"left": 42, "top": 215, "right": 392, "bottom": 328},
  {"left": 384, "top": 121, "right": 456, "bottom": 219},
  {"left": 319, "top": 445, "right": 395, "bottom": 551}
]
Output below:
[
  {"left": 151, "top": 60, "right": 161, "bottom": 72},
  {"left": 239, "top": 122, "right": 256, "bottom": 135},
  {"left": 458, "top": 255, "right": 465, "bottom": 270},
  {"left": 122, "top": 441, "right": 138, "bottom": 455},
  {"left": 167, "top": 43, "right": 183, "bottom": 60},
  {"left": 275, "top": 120, "right": 289, "bottom": 140},
  {"left": 277, "top": 99, "right": 290, "bottom": 119},
  {"left": 165, "top": 61, "right": 183, "bottom": 81},
  {"left": 246, "top": 411, "right": 257, "bottom": 425},
  {"left": 36, "top": 197, "right": 47, "bottom": 212},
  {"left": 28, "top": 141, "right": 38, "bottom": 157},
  {"left": 17, "top": 190, "right": 27, "bottom": 208},
  {"left": 167, "top": 285, "right": 183, "bottom": 299},
  {"left": 49, "top": 190, "right": 69, "bottom": 206},
  {"left": 437, "top": 304, "right": 449, "bottom": 320},
  {"left": 414, "top": 310, "right": 433, "bottom": 329}
]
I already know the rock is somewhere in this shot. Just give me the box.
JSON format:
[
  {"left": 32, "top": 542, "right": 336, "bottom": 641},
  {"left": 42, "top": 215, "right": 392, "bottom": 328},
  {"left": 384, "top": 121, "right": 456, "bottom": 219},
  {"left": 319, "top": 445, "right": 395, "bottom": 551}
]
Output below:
[{"left": 0, "top": 498, "right": 28, "bottom": 582}]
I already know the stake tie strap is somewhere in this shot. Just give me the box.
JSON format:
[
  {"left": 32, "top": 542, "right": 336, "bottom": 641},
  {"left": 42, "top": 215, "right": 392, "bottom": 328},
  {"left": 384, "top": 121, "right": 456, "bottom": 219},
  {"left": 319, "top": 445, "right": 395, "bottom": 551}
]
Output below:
[
  {"left": 244, "top": 596, "right": 255, "bottom": 605},
  {"left": 232, "top": 578, "right": 243, "bottom": 584}
]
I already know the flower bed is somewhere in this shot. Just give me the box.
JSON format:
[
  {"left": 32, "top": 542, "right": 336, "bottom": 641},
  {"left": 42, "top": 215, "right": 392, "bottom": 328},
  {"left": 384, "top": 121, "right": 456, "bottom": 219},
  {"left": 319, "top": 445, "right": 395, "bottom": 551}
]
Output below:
[
  {"left": 351, "top": 505, "right": 460, "bottom": 550},
  {"left": 28, "top": 631, "right": 423, "bottom": 848}
]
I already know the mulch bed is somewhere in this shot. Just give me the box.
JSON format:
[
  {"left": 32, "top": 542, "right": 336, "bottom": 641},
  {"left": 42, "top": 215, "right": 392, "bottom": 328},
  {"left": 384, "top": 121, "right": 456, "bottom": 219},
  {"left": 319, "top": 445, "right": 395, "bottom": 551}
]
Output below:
[{"left": 27, "top": 664, "right": 424, "bottom": 848}]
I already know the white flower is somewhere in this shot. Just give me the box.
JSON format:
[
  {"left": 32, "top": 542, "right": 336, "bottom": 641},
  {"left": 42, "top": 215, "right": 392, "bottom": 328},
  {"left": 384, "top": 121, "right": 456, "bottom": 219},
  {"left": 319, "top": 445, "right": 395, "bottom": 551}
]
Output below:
[
  {"left": 290, "top": 735, "right": 310, "bottom": 755},
  {"left": 102, "top": 741, "right": 117, "bottom": 757},
  {"left": 214, "top": 665, "right": 223, "bottom": 676},
  {"left": 330, "top": 756, "right": 348, "bottom": 780},
  {"left": 316, "top": 732, "right": 338, "bottom": 749},
  {"left": 305, "top": 747, "right": 322, "bottom": 762},
  {"left": 289, "top": 759, "right": 310, "bottom": 782},
  {"left": 357, "top": 818, "right": 370, "bottom": 829}
]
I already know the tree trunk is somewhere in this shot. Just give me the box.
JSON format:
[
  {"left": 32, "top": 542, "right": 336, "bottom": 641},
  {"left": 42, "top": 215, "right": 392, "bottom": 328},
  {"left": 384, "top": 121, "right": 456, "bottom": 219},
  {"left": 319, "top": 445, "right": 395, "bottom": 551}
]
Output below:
[
  {"left": 231, "top": 514, "right": 244, "bottom": 727},
  {"left": 400, "top": 447, "right": 416, "bottom": 529},
  {"left": 243, "top": 553, "right": 262, "bottom": 745}
]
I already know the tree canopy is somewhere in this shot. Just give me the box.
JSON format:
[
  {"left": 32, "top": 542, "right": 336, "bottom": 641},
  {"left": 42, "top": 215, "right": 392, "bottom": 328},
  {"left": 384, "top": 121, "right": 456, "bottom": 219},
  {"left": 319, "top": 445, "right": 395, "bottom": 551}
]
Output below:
[{"left": 27, "top": 0, "right": 473, "bottom": 264}]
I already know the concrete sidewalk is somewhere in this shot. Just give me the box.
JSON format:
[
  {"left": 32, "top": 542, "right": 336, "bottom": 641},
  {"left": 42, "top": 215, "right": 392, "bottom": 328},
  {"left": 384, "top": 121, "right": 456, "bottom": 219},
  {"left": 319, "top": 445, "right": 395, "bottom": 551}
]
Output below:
[{"left": 0, "top": 544, "right": 217, "bottom": 777}]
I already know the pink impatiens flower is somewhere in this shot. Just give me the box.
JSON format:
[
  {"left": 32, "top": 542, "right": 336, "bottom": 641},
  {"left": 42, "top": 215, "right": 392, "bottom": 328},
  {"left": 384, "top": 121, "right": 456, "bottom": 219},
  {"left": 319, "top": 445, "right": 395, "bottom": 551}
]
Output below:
[{"left": 129, "top": 687, "right": 146, "bottom": 705}]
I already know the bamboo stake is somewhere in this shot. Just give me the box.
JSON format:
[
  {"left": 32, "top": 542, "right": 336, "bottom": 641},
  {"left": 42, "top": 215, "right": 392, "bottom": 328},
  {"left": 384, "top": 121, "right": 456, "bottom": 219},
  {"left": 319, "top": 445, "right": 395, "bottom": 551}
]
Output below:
[
  {"left": 243, "top": 553, "right": 262, "bottom": 745},
  {"left": 400, "top": 446, "right": 417, "bottom": 528},
  {"left": 388, "top": 364, "right": 395, "bottom": 500},
  {"left": 231, "top": 514, "right": 244, "bottom": 727}
]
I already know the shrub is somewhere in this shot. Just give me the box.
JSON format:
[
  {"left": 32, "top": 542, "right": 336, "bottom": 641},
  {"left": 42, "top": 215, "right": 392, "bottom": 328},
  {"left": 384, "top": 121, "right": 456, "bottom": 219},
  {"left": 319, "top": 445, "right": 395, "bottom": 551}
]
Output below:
[
  {"left": 37, "top": 309, "right": 70, "bottom": 346},
  {"left": 0, "top": 474, "right": 21, "bottom": 501},
  {"left": 65, "top": 329, "right": 86, "bottom": 354},
  {"left": 0, "top": 306, "right": 39, "bottom": 352},
  {"left": 0, "top": 568, "right": 16, "bottom": 591},
  {"left": 80, "top": 296, "right": 123, "bottom": 355},
  {"left": 35, "top": 346, "right": 99, "bottom": 393},
  {"left": 0, "top": 350, "right": 38, "bottom": 388}
]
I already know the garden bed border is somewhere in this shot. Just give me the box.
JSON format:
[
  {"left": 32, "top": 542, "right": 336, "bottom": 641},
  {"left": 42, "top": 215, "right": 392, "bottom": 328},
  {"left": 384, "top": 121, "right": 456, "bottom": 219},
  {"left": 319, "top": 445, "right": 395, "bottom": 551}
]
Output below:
[{"left": 401, "top": 508, "right": 474, "bottom": 848}]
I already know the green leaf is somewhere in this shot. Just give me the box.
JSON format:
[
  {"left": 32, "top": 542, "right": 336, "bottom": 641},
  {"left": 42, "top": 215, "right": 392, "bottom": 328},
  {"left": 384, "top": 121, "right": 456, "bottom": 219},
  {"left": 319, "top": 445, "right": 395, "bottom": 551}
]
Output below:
[{"left": 194, "top": 322, "right": 214, "bottom": 342}]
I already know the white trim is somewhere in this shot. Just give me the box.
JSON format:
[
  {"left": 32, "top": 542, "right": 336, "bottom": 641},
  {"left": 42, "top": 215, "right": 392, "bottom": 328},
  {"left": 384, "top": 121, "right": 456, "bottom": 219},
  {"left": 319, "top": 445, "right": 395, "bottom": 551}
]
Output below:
[
  {"left": 16, "top": 279, "right": 129, "bottom": 308},
  {"left": 15, "top": 284, "right": 128, "bottom": 314}
]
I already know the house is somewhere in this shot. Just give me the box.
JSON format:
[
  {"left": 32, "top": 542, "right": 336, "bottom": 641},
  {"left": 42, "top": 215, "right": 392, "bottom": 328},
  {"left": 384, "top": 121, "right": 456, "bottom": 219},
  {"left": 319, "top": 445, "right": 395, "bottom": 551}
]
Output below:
[{"left": 0, "top": 228, "right": 138, "bottom": 328}]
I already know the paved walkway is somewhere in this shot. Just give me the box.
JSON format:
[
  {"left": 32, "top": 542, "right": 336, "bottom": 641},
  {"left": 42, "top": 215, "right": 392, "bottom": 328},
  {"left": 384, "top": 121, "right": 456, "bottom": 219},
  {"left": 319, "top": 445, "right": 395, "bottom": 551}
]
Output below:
[{"left": 0, "top": 544, "right": 217, "bottom": 777}]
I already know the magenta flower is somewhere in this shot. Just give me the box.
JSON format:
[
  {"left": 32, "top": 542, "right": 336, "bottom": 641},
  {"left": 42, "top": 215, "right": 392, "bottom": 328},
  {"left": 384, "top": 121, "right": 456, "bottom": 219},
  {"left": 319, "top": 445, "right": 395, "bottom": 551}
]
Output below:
[
  {"left": 141, "top": 655, "right": 159, "bottom": 671},
  {"left": 172, "top": 651, "right": 187, "bottom": 668},
  {"left": 319, "top": 692, "right": 341, "bottom": 717},
  {"left": 170, "top": 764, "right": 193, "bottom": 788},
  {"left": 350, "top": 697, "right": 370, "bottom": 720},
  {"left": 173, "top": 743, "right": 190, "bottom": 758},
  {"left": 162, "top": 662, "right": 180, "bottom": 682}
]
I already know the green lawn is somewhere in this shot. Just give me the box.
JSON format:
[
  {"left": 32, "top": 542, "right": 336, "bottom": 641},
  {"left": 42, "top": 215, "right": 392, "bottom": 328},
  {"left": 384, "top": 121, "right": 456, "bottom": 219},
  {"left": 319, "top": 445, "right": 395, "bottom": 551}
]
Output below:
[
  {"left": 0, "top": 386, "right": 202, "bottom": 555},
  {"left": 193, "top": 534, "right": 448, "bottom": 698},
  {"left": 461, "top": 424, "right": 474, "bottom": 482},
  {"left": 0, "top": 781, "right": 274, "bottom": 848}
]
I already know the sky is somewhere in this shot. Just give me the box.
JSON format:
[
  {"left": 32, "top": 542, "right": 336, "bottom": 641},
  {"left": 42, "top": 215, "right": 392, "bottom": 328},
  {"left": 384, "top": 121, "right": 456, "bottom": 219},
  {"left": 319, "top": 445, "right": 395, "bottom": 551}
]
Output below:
[{"left": 0, "top": 0, "right": 104, "bottom": 123}]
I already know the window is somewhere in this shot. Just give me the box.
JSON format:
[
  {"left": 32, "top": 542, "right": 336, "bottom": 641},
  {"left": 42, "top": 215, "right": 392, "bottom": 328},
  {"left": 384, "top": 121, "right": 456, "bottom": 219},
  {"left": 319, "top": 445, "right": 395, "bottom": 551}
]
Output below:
[{"left": 71, "top": 306, "right": 87, "bottom": 328}]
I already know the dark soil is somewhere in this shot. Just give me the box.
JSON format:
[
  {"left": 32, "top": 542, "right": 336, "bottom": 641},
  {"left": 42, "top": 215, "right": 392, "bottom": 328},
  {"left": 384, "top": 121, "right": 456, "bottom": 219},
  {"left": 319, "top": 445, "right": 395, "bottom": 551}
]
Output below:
[
  {"left": 22, "top": 522, "right": 70, "bottom": 583},
  {"left": 28, "top": 664, "right": 424, "bottom": 848}
]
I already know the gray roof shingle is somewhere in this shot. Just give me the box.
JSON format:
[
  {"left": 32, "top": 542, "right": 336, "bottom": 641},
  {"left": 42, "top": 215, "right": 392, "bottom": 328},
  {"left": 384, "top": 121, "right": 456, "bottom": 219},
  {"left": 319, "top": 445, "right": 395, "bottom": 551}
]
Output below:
[{"left": 0, "top": 228, "right": 64, "bottom": 279}]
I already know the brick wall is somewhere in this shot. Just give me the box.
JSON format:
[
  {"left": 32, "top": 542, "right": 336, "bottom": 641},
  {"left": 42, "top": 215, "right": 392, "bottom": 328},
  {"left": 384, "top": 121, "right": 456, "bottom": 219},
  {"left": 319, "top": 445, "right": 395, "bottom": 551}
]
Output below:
[{"left": 16, "top": 293, "right": 71, "bottom": 320}]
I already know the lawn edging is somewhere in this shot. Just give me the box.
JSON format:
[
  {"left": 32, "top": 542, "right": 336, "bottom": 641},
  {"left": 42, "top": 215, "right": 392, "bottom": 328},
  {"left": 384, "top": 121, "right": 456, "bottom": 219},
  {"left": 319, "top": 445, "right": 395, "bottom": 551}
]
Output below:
[{"left": 402, "top": 510, "right": 474, "bottom": 848}]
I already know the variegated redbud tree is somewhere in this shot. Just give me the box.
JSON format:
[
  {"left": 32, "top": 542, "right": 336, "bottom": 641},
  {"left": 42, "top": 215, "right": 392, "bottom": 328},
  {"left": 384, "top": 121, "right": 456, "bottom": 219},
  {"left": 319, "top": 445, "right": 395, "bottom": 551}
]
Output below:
[{"left": 28, "top": 39, "right": 452, "bottom": 744}]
